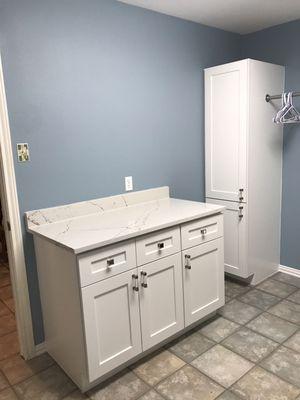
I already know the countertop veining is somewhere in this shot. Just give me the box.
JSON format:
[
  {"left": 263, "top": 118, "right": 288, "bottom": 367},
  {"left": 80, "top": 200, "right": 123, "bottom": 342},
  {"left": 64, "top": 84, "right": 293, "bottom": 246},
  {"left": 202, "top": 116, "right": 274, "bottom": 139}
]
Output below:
[{"left": 25, "top": 187, "right": 224, "bottom": 254}]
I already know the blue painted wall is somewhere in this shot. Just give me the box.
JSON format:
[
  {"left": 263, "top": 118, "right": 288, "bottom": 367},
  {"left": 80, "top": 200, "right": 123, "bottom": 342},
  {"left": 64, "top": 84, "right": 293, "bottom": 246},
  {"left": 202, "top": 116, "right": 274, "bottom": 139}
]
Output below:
[
  {"left": 0, "top": 0, "right": 241, "bottom": 343},
  {"left": 241, "top": 20, "right": 300, "bottom": 270}
]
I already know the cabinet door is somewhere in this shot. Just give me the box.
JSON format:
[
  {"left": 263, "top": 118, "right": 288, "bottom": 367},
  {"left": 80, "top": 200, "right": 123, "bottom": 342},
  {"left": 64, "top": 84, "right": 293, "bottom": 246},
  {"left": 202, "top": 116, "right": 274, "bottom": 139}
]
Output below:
[
  {"left": 139, "top": 253, "right": 184, "bottom": 350},
  {"left": 183, "top": 239, "right": 224, "bottom": 327},
  {"left": 206, "top": 198, "right": 248, "bottom": 278},
  {"left": 205, "top": 60, "right": 248, "bottom": 202},
  {"left": 81, "top": 269, "right": 142, "bottom": 382}
]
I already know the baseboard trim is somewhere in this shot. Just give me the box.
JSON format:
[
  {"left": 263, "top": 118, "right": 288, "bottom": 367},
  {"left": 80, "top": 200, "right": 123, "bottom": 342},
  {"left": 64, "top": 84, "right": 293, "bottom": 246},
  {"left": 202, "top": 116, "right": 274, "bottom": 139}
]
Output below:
[
  {"left": 34, "top": 342, "right": 46, "bottom": 357},
  {"left": 278, "top": 264, "right": 300, "bottom": 278}
]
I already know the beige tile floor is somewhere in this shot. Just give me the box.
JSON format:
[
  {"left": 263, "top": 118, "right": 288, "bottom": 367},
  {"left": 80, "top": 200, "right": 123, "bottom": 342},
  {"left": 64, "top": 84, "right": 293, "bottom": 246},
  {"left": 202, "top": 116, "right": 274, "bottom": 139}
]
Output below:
[{"left": 0, "top": 269, "right": 300, "bottom": 400}]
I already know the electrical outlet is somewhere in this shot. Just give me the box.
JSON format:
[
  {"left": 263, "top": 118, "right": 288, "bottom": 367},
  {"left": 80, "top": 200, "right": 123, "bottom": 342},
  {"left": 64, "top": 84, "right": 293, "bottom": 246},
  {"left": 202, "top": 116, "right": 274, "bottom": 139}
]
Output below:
[
  {"left": 17, "top": 143, "right": 30, "bottom": 162},
  {"left": 125, "top": 176, "right": 133, "bottom": 191}
]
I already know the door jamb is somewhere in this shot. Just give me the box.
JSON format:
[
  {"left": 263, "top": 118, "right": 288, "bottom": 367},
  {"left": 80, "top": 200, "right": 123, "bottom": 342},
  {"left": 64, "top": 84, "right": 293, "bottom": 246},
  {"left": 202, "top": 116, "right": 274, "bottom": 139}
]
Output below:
[{"left": 0, "top": 54, "right": 35, "bottom": 359}]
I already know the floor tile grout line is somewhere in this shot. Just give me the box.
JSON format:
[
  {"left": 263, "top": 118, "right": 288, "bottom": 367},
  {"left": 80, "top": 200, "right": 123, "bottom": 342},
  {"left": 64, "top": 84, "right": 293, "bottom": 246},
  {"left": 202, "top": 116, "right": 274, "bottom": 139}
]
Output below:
[
  {"left": 153, "top": 362, "right": 228, "bottom": 395},
  {"left": 235, "top": 292, "right": 283, "bottom": 311},
  {"left": 205, "top": 294, "right": 298, "bottom": 349},
  {"left": 218, "top": 327, "right": 280, "bottom": 363},
  {"left": 7, "top": 362, "right": 63, "bottom": 394},
  {"left": 222, "top": 344, "right": 300, "bottom": 395},
  {"left": 130, "top": 346, "right": 228, "bottom": 395},
  {"left": 218, "top": 301, "right": 299, "bottom": 345},
  {"left": 0, "top": 358, "right": 56, "bottom": 388},
  {"left": 223, "top": 278, "right": 300, "bottom": 394},
  {"left": 90, "top": 277, "right": 298, "bottom": 399},
  {"left": 156, "top": 336, "right": 257, "bottom": 395},
  {"left": 272, "top": 273, "right": 300, "bottom": 288},
  {"left": 227, "top": 311, "right": 298, "bottom": 345},
  {"left": 255, "top": 284, "right": 299, "bottom": 299},
  {"left": 165, "top": 281, "right": 300, "bottom": 394},
  {"left": 232, "top": 284, "right": 300, "bottom": 327},
  {"left": 257, "top": 363, "right": 300, "bottom": 392},
  {"left": 130, "top": 367, "right": 170, "bottom": 400}
]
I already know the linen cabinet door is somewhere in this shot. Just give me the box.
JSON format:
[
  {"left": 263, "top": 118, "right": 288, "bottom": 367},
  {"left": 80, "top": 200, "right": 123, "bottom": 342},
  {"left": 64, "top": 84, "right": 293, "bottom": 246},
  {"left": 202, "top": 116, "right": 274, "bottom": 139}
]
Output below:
[
  {"left": 206, "top": 198, "right": 248, "bottom": 278},
  {"left": 81, "top": 269, "right": 142, "bottom": 382},
  {"left": 139, "top": 253, "right": 184, "bottom": 351},
  {"left": 205, "top": 60, "right": 248, "bottom": 203},
  {"left": 183, "top": 239, "right": 224, "bottom": 327}
]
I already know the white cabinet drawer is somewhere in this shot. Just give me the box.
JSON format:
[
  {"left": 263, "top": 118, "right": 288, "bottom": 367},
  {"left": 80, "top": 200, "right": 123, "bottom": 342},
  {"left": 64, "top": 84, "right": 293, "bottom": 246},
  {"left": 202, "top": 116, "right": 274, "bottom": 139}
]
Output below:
[
  {"left": 181, "top": 214, "right": 223, "bottom": 250},
  {"left": 136, "top": 227, "right": 181, "bottom": 266},
  {"left": 78, "top": 240, "right": 136, "bottom": 287}
]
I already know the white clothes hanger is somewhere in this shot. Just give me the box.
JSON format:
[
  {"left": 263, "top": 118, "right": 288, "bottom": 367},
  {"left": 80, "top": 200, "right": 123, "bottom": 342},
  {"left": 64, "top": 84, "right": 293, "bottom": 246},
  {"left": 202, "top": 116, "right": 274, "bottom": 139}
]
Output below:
[
  {"left": 280, "top": 92, "right": 300, "bottom": 123},
  {"left": 273, "top": 93, "right": 288, "bottom": 123}
]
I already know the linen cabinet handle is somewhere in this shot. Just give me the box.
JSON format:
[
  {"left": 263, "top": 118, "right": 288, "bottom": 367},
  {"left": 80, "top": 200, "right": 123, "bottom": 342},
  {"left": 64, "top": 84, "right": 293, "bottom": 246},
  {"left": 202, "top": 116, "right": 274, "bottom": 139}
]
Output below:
[
  {"left": 141, "top": 271, "right": 148, "bottom": 288},
  {"left": 132, "top": 274, "right": 139, "bottom": 292},
  {"left": 185, "top": 255, "right": 192, "bottom": 270},
  {"left": 239, "top": 188, "right": 244, "bottom": 201},
  {"left": 200, "top": 228, "right": 207, "bottom": 235},
  {"left": 157, "top": 242, "right": 165, "bottom": 250},
  {"left": 239, "top": 206, "right": 244, "bottom": 219}
]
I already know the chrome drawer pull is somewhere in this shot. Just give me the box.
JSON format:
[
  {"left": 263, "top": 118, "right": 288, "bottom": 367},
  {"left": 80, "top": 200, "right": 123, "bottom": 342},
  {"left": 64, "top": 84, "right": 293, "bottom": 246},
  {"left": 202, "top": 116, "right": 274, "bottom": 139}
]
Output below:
[
  {"left": 157, "top": 242, "right": 165, "bottom": 250},
  {"left": 132, "top": 274, "right": 139, "bottom": 292},
  {"left": 107, "top": 259, "right": 115, "bottom": 267},
  {"left": 239, "top": 206, "right": 244, "bottom": 219},
  {"left": 185, "top": 254, "right": 192, "bottom": 270},
  {"left": 141, "top": 271, "right": 148, "bottom": 288},
  {"left": 200, "top": 228, "right": 207, "bottom": 235}
]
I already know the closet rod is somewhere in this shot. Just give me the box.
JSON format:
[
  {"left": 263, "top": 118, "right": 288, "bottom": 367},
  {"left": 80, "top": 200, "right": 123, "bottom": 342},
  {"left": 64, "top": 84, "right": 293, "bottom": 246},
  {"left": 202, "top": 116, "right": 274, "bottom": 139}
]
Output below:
[{"left": 266, "top": 91, "right": 300, "bottom": 102}]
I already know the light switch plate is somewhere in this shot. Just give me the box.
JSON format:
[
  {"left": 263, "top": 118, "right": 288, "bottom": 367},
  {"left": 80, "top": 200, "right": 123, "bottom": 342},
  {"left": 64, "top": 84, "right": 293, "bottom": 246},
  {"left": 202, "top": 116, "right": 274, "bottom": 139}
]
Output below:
[
  {"left": 125, "top": 176, "right": 133, "bottom": 191},
  {"left": 17, "top": 143, "right": 30, "bottom": 162}
]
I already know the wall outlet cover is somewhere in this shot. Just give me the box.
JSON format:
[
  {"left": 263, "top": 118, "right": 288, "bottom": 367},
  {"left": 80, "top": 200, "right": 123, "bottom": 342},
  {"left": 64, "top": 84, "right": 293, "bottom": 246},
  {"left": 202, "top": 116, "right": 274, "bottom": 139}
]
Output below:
[
  {"left": 17, "top": 143, "right": 30, "bottom": 162},
  {"left": 125, "top": 176, "right": 133, "bottom": 191}
]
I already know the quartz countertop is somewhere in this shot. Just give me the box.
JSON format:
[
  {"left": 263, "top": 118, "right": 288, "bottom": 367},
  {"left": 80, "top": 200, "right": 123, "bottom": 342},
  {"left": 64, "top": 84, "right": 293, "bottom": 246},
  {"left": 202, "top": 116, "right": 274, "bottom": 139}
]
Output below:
[{"left": 25, "top": 187, "right": 224, "bottom": 254}]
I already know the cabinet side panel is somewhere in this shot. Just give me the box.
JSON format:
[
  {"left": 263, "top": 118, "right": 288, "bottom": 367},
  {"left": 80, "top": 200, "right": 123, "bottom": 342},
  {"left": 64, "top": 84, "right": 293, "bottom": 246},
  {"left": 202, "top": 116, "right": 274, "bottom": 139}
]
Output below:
[
  {"left": 34, "top": 236, "right": 87, "bottom": 388},
  {"left": 248, "top": 60, "right": 284, "bottom": 284}
]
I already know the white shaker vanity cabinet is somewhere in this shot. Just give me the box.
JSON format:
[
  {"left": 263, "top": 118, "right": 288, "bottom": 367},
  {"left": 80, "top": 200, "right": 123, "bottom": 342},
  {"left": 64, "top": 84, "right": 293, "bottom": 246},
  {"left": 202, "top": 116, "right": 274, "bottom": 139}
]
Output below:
[
  {"left": 26, "top": 187, "right": 225, "bottom": 391},
  {"left": 205, "top": 59, "right": 284, "bottom": 284}
]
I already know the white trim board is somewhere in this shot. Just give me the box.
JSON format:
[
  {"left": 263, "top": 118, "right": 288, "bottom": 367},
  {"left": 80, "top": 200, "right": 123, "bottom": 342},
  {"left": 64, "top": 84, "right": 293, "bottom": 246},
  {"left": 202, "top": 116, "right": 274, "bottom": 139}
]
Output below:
[
  {"left": 278, "top": 264, "right": 300, "bottom": 278},
  {"left": 0, "top": 54, "right": 36, "bottom": 359},
  {"left": 35, "top": 342, "right": 46, "bottom": 356}
]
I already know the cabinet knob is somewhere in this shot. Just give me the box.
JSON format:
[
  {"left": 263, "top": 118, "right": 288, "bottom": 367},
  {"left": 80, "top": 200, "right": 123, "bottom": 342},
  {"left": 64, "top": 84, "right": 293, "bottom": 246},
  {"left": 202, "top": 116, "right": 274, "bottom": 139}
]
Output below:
[
  {"left": 157, "top": 242, "right": 165, "bottom": 250},
  {"left": 185, "top": 254, "right": 192, "bottom": 270},
  {"left": 200, "top": 228, "right": 207, "bottom": 235},
  {"left": 107, "top": 259, "right": 114, "bottom": 268},
  {"left": 132, "top": 274, "right": 139, "bottom": 291},
  {"left": 141, "top": 271, "right": 148, "bottom": 288}
]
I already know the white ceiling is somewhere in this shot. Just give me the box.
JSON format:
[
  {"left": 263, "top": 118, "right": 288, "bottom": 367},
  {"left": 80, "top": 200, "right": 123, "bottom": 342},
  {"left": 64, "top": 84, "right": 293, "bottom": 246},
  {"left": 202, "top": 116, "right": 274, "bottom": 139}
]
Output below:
[{"left": 118, "top": 0, "right": 300, "bottom": 34}]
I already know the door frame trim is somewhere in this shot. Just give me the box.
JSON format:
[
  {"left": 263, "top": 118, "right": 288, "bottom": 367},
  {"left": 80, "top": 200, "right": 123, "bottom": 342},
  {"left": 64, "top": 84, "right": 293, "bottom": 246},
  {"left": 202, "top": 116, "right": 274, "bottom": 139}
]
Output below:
[{"left": 0, "top": 54, "right": 35, "bottom": 359}]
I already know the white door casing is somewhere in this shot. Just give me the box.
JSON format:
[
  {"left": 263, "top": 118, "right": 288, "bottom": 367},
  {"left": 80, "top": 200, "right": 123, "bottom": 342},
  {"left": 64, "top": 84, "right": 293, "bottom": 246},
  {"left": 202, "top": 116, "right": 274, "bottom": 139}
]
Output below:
[{"left": 0, "top": 54, "right": 35, "bottom": 358}]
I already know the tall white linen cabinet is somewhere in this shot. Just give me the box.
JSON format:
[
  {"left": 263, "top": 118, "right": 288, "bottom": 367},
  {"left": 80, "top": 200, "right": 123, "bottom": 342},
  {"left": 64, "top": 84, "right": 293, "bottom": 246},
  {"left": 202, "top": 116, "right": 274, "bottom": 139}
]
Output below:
[{"left": 205, "top": 59, "right": 284, "bottom": 284}]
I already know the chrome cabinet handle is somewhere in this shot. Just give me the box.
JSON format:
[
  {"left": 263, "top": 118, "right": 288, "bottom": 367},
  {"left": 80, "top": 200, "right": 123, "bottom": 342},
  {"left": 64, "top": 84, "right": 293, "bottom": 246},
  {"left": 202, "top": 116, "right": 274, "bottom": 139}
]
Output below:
[
  {"left": 107, "top": 259, "right": 114, "bottom": 268},
  {"left": 157, "top": 242, "right": 165, "bottom": 250},
  {"left": 200, "top": 228, "right": 207, "bottom": 235},
  {"left": 239, "top": 188, "right": 244, "bottom": 201},
  {"left": 132, "top": 274, "right": 139, "bottom": 291},
  {"left": 185, "top": 254, "right": 191, "bottom": 270},
  {"left": 141, "top": 271, "right": 148, "bottom": 288},
  {"left": 239, "top": 206, "right": 244, "bottom": 219}
]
